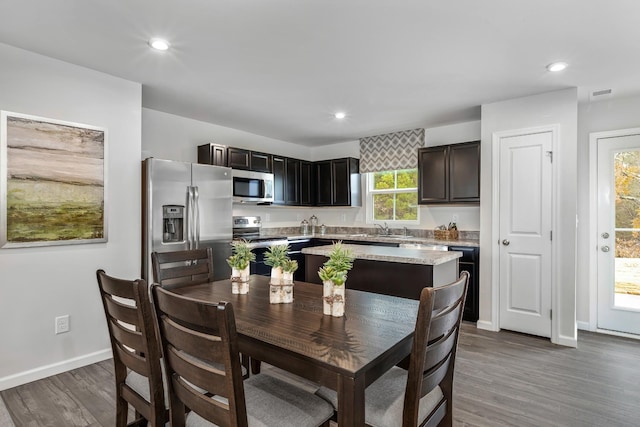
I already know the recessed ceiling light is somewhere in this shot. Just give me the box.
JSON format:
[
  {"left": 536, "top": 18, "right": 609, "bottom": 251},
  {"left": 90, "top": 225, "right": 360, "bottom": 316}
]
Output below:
[
  {"left": 546, "top": 62, "right": 568, "bottom": 72},
  {"left": 149, "top": 38, "right": 170, "bottom": 51},
  {"left": 334, "top": 112, "right": 346, "bottom": 119}
]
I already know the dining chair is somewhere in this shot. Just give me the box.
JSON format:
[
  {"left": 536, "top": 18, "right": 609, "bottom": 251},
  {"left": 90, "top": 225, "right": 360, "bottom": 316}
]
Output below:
[
  {"left": 149, "top": 283, "right": 334, "bottom": 427},
  {"left": 316, "top": 271, "right": 470, "bottom": 427},
  {"left": 151, "top": 248, "right": 214, "bottom": 288},
  {"left": 96, "top": 269, "right": 168, "bottom": 427}
]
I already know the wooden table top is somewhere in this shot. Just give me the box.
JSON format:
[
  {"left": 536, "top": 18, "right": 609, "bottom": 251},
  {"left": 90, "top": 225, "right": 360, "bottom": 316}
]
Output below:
[{"left": 173, "top": 275, "right": 419, "bottom": 377}]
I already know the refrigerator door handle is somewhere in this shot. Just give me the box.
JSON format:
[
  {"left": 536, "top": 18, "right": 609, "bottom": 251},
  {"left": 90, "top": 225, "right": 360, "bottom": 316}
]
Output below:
[
  {"left": 193, "top": 186, "right": 200, "bottom": 249},
  {"left": 186, "top": 186, "right": 195, "bottom": 250}
]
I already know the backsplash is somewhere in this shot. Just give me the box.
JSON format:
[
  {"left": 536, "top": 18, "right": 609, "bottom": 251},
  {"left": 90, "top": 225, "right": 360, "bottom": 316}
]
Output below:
[{"left": 262, "top": 226, "right": 479, "bottom": 241}]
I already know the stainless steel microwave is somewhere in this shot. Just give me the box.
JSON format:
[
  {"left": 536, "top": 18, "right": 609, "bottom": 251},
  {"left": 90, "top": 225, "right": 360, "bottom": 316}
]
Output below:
[{"left": 231, "top": 169, "right": 275, "bottom": 204}]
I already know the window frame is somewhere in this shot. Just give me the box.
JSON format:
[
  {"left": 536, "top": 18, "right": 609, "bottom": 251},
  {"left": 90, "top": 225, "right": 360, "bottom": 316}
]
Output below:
[{"left": 365, "top": 169, "right": 420, "bottom": 225}]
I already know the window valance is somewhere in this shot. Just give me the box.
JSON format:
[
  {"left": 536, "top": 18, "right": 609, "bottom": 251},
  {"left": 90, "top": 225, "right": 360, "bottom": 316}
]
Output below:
[{"left": 359, "top": 128, "right": 424, "bottom": 173}]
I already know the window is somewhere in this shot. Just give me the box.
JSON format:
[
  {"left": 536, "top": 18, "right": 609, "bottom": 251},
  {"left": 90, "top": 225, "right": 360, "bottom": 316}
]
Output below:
[{"left": 367, "top": 169, "right": 419, "bottom": 222}]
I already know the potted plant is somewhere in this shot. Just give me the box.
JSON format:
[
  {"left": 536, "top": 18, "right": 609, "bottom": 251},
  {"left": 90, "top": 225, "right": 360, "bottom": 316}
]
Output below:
[
  {"left": 318, "top": 242, "right": 354, "bottom": 317},
  {"left": 270, "top": 258, "right": 298, "bottom": 304},
  {"left": 281, "top": 258, "right": 298, "bottom": 284},
  {"left": 264, "top": 243, "right": 290, "bottom": 283},
  {"left": 227, "top": 240, "right": 255, "bottom": 294}
]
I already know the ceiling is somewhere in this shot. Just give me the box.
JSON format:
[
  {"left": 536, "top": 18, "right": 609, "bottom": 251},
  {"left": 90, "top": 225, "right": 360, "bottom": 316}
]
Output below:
[{"left": 0, "top": 1, "right": 639, "bottom": 146}]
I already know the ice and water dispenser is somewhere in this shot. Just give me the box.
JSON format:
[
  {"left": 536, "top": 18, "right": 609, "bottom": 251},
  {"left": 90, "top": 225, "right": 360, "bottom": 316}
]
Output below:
[{"left": 162, "top": 205, "right": 184, "bottom": 243}]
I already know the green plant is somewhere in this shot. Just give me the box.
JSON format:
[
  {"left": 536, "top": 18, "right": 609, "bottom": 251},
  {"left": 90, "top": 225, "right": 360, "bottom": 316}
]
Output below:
[
  {"left": 226, "top": 239, "right": 255, "bottom": 269},
  {"left": 317, "top": 241, "right": 354, "bottom": 286},
  {"left": 264, "top": 243, "right": 290, "bottom": 268},
  {"left": 282, "top": 258, "right": 299, "bottom": 273}
]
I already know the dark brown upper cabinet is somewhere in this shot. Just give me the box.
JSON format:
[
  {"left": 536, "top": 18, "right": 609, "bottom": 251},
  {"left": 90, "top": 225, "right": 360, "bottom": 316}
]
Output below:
[
  {"left": 227, "top": 147, "right": 251, "bottom": 170},
  {"left": 316, "top": 157, "right": 361, "bottom": 207},
  {"left": 249, "top": 151, "right": 272, "bottom": 173},
  {"left": 271, "top": 156, "right": 302, "bottom": 206},
  {"left": 197, "top": 143, "right": 227, "bottom": 166},
  {"left": 272, "top": 155, "right": 286, "bottom": 205},
  {"left": 300, "top": 161, "right": 315, "bottom": 206},
  {"left": 418, "top": 141, "right": 480, "bottom": 205}
]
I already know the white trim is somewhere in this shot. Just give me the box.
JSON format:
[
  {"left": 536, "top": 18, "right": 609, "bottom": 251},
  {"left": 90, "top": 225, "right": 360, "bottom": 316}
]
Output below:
[
  {"left": 491, "top": 124, "right": 560, "bottom": 343},
  {"left": 577, "top": 320, "right": 592, "bottom": 331},
  {"left": 595, "top": 328, "right": 640, "bottom": 340},
  {"left": 0, "top": 348, "right": 112, "bottom": 391},
  {"left": 556, "top": 334, "right": 578, "bottom": 348},
  {"left": 476, "top": 320, "right": 498, "bottom": 331},
  {"left": 588, "top": 127, "right": 640, "bottom": 333}
]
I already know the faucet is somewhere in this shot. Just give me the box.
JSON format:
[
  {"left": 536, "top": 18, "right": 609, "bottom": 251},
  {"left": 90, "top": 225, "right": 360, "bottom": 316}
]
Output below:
[
  {"left": 403, "top": 226, "right": 409, "bottom": 237},
  {"left": 375, "top": 222, "right": 390, "bottom": 236}
]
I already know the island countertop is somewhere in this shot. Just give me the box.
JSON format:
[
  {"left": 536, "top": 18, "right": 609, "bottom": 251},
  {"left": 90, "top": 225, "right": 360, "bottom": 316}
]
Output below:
[{"left": 302, "top": 243, "right": 461, "bottom": 266}]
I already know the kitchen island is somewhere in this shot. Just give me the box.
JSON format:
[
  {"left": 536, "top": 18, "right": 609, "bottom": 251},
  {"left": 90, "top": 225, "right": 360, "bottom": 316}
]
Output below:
[{"left": 302, "top": 244, "right": 461, "bottom": 300}]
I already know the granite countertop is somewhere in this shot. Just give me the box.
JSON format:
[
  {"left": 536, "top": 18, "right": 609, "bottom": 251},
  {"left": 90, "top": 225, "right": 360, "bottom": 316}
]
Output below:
[
  {"left": 301, "top": 243, "right": 462, "bottom": 266},
  {"left": 285, "top": 233, "right": 479, "bottom": 247}
]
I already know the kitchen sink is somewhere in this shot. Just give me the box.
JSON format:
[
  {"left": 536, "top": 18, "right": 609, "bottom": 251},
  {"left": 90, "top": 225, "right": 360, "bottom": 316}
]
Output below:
[{"left": 399, "top": 243, "right": 449, "bottom": 251}]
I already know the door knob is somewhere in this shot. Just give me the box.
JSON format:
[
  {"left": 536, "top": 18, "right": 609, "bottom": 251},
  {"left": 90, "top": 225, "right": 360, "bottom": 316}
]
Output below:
[
  {"left": 502, "top": 239, "right": 510, "bottom": 246},
  {"left": 601, "top": 232, "right": 610, "bottom": 239},
  {"left": 601, "top": 246, "right": 610, "bottom": 252}
]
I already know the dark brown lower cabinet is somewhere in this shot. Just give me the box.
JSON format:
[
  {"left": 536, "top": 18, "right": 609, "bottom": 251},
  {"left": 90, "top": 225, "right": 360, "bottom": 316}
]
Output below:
[{"left": 449, "top": 246, "right": 479, "bottom": 321}]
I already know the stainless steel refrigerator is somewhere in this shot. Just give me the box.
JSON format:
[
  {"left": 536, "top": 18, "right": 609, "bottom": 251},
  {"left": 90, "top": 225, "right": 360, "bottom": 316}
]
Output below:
[{"left": 142, "top": 158, "right": 233, "bottom": 283}]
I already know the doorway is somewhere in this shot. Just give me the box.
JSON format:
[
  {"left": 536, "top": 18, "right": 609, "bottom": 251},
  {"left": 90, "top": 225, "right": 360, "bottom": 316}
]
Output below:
[
  {"left": 493, "top": 126, "right": 556, "bottom": 338},
  {"left": 594, "top": 131, "right": 640, "bottom": 335}
]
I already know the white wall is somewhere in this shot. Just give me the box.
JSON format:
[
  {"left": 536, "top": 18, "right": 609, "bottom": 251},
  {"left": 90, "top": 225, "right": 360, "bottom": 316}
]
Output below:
[
  {"left": 480, "top": 88, "right": 578, "bottom": 346},
  {"left": 0, "top": 43, "right": 142, "bottom": 389},
  {"left": 143, "top": 110, "right": 482, "bottom": 231},
  {"left": 142, "top": 108, "right": 311, "bottom": 162},
  {"left": 576, "top": 94, "right": 640, "bottom": 328}
]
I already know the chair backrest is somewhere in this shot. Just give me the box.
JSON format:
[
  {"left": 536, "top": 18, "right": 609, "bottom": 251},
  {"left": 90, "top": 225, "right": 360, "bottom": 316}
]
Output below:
[
  {"left": 150, "top": 283, "right": 248, "bottom": 427},
  {"left": 95, "top": 269, "right": 166, "bottom": 424},
  {"left": 403, "top": 271, "right": 469, "bottom": 427},
  {"left": 151, "top": 248, "right": 214, "bottom": 288}
]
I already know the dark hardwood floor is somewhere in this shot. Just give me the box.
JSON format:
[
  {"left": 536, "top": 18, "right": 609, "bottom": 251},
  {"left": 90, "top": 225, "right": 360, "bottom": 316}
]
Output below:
[{"left": 2, "top": 323, "right": 639, "bottom": 426}]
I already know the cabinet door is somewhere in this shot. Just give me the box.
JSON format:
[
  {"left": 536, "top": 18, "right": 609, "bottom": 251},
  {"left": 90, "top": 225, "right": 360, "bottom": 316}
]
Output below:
[
  {"left": 272, "top": 156, "right": 286, "bottom": 204},
  {"left": 315, "top": 160, "right": 332, "bottom": 206},
  {"left": 449, "top": 141, "right": 480, "bottom": 203},
  {"left": 300, "top": 161, "right": 315, "bottom": 206},
  {"left": 227, "top": 148, "right": 251, "bottom": 170},
  {"left": 285, "top": 158, "right": 301, "bottom": 205},
  {"left": 332, "top": 158, "right": 350, "bottom": 205},
  {"left": 250, "top": 151, "right": 272, "bottom": 173},
  {"left": 418, "top": 146, "right": 448, "bottom": 204},
  {"left": 197, "top": 143, "right": 227, "bottom": 166}
]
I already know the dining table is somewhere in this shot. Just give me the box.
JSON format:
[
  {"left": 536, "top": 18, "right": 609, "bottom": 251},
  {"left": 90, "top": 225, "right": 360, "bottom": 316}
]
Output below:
[{"left": 173, "top": 274, "right": 419, "bottom": 426}]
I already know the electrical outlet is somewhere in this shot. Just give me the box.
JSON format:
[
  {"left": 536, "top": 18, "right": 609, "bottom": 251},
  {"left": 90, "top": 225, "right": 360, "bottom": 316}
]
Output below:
[
  {"left": 55, "top": 315, "right": 70, "bottom": 334},
  {"left": 341, "top": 213, "right": 347, "bottom": 222},
  {"left": 265, "top": 213, "right": 270, "bottom": 222},
  {"left": 452, "top": 214, "right": 459, "bottom": 223}
]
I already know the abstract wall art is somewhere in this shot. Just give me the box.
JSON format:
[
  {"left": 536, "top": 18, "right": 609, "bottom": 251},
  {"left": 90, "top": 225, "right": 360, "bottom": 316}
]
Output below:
[{"left": 1, "top": 111, "right": 107, "bottom": 247}]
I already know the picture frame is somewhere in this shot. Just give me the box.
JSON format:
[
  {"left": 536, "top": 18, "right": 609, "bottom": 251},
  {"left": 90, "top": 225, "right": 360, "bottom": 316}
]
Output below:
[{"left": 0, "top": 111, "right": 107, "bottom": 248}]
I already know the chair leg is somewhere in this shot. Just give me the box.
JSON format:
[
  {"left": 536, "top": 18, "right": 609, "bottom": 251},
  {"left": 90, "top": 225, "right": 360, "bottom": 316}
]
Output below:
[
  {"left": 115, "top": 395, "right": 128, "bottom": 427},
  {"left": 251, "top": 358, "right": 262, "bottom": 374}
]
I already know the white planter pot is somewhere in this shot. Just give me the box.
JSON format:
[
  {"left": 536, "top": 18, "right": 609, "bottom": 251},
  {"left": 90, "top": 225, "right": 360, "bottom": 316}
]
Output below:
[
  {"left": 322, "top": 280, "right": 334, "bottom": 315},
  {"left": 270, "top": 266, "right": 283, "bottom": 284},
  {"left": 331, "top": 285, "right": 345, "bottom": 317},
  {"left": 270, "top": 283, "right": 294, "bottom": 304},
  {"left": 282, "top": 271, "right": 294, "bottom": 285},
  {"left": 231, "top": 266, "right": 250, "bottom": 294}
]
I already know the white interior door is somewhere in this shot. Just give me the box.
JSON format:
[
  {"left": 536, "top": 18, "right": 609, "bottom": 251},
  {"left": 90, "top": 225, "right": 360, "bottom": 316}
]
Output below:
[
  {"left": 597, "top": 134, "right": 640, "bottom": 335},
  {"left": 498, "top": 131, "right": 553, "bottom": 337}
]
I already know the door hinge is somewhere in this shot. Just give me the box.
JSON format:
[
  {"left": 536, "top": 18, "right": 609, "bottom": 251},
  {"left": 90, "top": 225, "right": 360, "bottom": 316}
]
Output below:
[
  {"left": 550, "top": 309, "right": 552, "bottom": 320},
  {"left": 550, "top": 230, "right": 553, "bottom": 241},
  {"left": 546, "top": 151, "right": 553, "bottom": 162}
]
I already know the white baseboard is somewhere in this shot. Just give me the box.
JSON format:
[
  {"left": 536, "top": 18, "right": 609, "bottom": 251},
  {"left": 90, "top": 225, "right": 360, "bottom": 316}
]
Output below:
[
  {"left": 0, "top": 348, "right": 112, "bottom": 391},
  {"left": 476, "top": 320, "right": 498, "bottom": 331},
  {"left": 556, "top": 334, "right": 578, "bottom": 348},
  {"left": 577, "top": 321, "right": 592, "bottom": 331}
]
